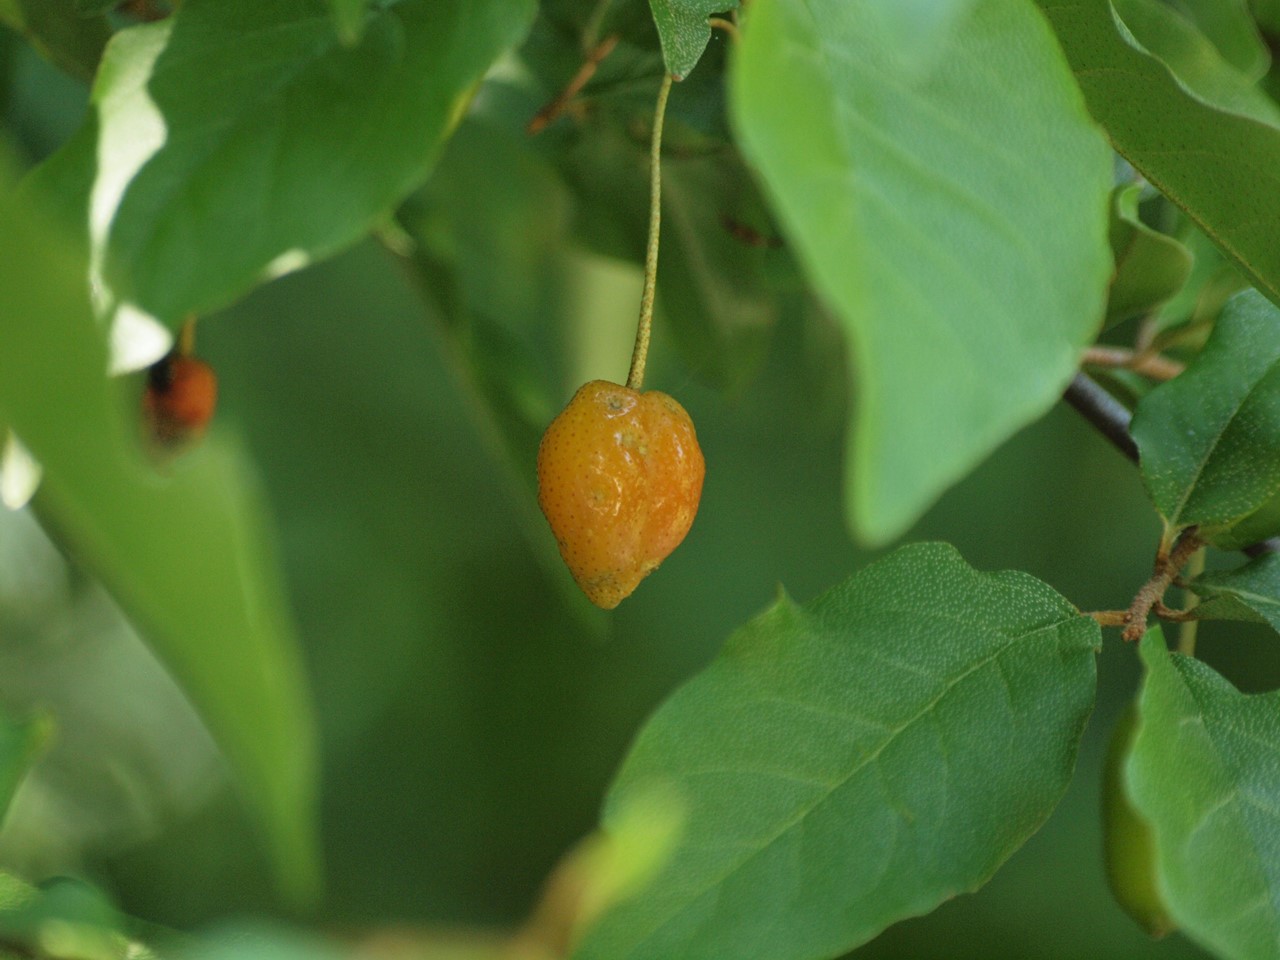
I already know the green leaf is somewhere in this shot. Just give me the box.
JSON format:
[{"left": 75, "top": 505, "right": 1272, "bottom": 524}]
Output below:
[
  {"left": 573, "top": 542, "right": 1100, "bottom": 960},
  {"left": 731, "top": 0, "right": 1112, "bottom": 545},
  {"left": 857, "top": 0, "right": 982, "bottom": 73},
  {"left": 647, "top": 0, "right": 736, "bottom": 80},
  {"left": 0, "top": 155, "right": 319, "bottom": 903},
  {"left": 0, "top": 712, "right": 47, "bottom": 823},
  {"left": 1131, "top": 290, "right": 1280, "bottom": 541},
  {"left": 72, "top": 0, "right": 536, "bottom": 326},
  {"left": 1106, "top": 184, "right": 1194, "bottom": 326},
  {"left": 0, "top": 0, "right": 109, "bottom": 81},
  {"left": 1128, "top": 630, "right": 1280, "bottom": 960},
  {"left": 1152, "top": 222, "right": 1247, "bottom": 336},
  {"left": 1111, "top": 0, "right": 1280, "bottom": 125},
  {"left": 1037, "top": 0, "right": 1280, "bottom": 308},
  {"left": 1191, "top": 552, "right": 1280, "bottom": 629},
  {"left": 1165, "top": 0, "right": 1271, "bottom": 79}
]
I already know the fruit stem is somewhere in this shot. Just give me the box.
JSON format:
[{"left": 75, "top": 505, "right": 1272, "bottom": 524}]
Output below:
[
  {"left": 177, "top": 315, "right": 197, "bottom": 357},
  {"left": 626, "top": 72, "right": 674, "bottom": 392}
]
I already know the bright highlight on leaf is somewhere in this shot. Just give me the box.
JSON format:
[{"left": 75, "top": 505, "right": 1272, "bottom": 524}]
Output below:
[
  {"left": 1127, "top": 630, "right": 1280, "bottom": 960},
  {"left": 573, "top": 542, "right": 1100, "bottom": 960},
  {"left": 732, "top": 0, "right": 1112, "bottom": 545},
  {"left": 54, "top": 0, "right": 538, "bottom": 327}
]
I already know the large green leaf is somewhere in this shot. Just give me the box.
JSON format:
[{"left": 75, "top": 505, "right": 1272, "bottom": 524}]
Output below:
[
  {"left": 647, "top": 0, "right": 736, "bottom": 80},
  {"left": 1128, "top": 630, "right": 1280, "bottom": 959},
  {"left": 76, "top": 0, "right": 535, "bottom": 326},
  {"left": 572, "top": 542, "right": 1100, "bottom": 960},
  {"left": 1105, "top": 184, "right": 1194, "bottom": 326},
  {"left": 1130, "top": 290, "right": 1280, "bottom": 543},
  {"left": 731, "top": 0, "right": 1112, "bottom": 545},
  {"left": 1191, "top": 552, "right": 1280, "bottom": 630},
  {"left": 1037, "top": 0, "right": 1280, "bottom": 307},
  {"left": 0, "top": 157, "right": 319, "bottom": 902}
]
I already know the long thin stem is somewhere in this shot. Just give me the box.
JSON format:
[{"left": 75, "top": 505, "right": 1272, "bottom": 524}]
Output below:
[
  {"left": 626, "top": 73, "right": 673, "bottom": 392},
  {"left": 1081, "top": 345, "right": 1184, "bottom": 381}
]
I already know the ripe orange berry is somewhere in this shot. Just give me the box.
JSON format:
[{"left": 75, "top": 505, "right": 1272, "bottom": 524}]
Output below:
[
  {"left": 142, "top": 353, "right": 218, "bottom": 448},
  {"left": 537, "top": 380, "right": 705, "bottom": 609}
]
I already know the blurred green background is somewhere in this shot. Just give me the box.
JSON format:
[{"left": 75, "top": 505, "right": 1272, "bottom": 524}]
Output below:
[{"left": 3, "top": 13, "right": 1277, "bottom": 959}]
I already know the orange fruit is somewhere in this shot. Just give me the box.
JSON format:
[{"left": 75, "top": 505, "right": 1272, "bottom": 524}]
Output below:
[
  {"left": 143, "top": 353, "right": 218, "bottom": 448},
  {"left": 537, "top": 380, "right": 705, "bottom": 609}
]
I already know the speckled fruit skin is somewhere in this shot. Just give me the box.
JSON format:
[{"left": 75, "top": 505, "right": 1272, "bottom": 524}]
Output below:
[
  {"left": 143, "top": 354, "right": 218, "bottom": 447},
  {"left": 537, "top": 380, "right": 705, "bottom": 609}
]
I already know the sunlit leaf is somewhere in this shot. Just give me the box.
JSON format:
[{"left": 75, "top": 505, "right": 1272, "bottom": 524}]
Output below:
[
  {"left": 732, "top": 0, "right": 1112, "bottom": 544},
  {"left": 41, "top": 0, "right": 537, "bottom": 326}
]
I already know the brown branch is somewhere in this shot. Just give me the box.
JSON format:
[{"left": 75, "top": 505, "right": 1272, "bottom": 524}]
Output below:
[
  {"left": 1082, "top": 345, "right": 1185, "bottom": 381},
  {"left": 1122, "top": 528, "right": 1203, "bottom": 641},
  {"left": 1086, "top": 610, "right": 1130, "bottom": 627},
  {"left": 527, "top": 34, "right": 620, "bottom": 135}
]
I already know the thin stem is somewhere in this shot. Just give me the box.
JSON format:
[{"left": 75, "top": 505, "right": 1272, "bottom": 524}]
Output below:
[
  {"left": 527, "top": 34, "right": 620, "bottom": 135},
  {"left": 1123, "top": 528, "right": 1203, "bottom": 642},
  {"left": 626, "top": 73, "right": 673, "bottom": 392},
  {"left": 1082, "top": 345, "right": 1184, "bottom": 381},
  {"left": 708, "top": 16, "right": 738, "bottom": 38},
  {"left": 1087, "top": 610, "right": 1130, "bottom": 627}
]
